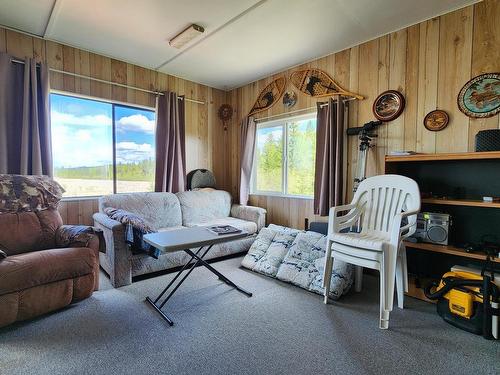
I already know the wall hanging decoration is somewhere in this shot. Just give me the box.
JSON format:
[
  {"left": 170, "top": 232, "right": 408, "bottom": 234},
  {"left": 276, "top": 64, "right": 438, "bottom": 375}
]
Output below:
[
  {"left": 218, "top": 104, "right": 233, "bottom": 131},
  {"left": 424, "top": 110, "right": 449, "bottom": 131},
  {"left": 282, "top": 91, "right": 297, "bottom": 108},
  {"left": 248, "top": 76, "right": 286, "bottom": 116},
  {"left": 457, "top": 73, "right": 500, "bottom": 118},
  {"left": 289, "top": 68, "right": 363, "bottom": 99},
  {"left": 372, "top": 90, "right": 405, "bottom": 122}
]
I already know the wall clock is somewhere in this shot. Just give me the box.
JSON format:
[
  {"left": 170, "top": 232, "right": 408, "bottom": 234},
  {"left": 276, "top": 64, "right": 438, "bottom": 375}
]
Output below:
[
  {"left": 372, "top": 90, "right": 405, "bottom": 122},
  {"left": 424, "top": 110, "right": 449, "bottom": 131},
  {"left": 457, "top": 73, "right": 500, "bottom": 118}
]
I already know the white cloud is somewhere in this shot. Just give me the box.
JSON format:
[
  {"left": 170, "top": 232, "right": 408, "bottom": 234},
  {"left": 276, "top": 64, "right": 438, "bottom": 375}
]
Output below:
[
  {"left": 117, "top": 114, "right": 155, "bottom": 134},
  {"left": 116, "top": 142, "right": 154, "bottom": 164},
  {"left": 51, "top": 110, "right": 112, "bottom": 128}
]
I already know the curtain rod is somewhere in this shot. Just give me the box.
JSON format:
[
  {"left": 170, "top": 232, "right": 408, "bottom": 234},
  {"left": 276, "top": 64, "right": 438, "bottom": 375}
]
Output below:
[
  {"left": 254, "top": 97, "right": 354, "bottom": 123},
  {"left": 10, "top": 58, "right": 205, "bottom": 105}
]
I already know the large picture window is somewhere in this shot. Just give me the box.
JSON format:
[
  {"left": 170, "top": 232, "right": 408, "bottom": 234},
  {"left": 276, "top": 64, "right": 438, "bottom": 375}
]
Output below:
[
  {"left": 251, "top": 114, "right": 316, "bottom": 198},
  {"left": 50, "top": 93, "right": 156, "bottom": 197}
]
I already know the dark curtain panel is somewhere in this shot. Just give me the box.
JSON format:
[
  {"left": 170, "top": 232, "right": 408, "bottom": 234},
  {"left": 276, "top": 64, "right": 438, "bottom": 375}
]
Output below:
[
  {"left": 0, "top": 52, "right": 52, "bottom": 176},
  {"left": 154, "top": 91, "right": 186, "bottom": 193},
  {"left": 239, "top": 116, "right": 256, "bottom": 205},
  {"left": 314, "top": 98, "right": 345, "bottom": 216}
]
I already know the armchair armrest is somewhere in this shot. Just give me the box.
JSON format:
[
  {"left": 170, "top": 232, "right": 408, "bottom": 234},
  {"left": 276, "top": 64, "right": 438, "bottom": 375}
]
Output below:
[
  {"left": 328, "top": 203, "right": 360, "bottom": 234},
  {"left": 230, "top": 204, "right": 267, "bottom": 231},
  {"left": 390, "top": 209, "right": 420, "bottom": 244},
  {"left": 55, "top": 225, "right": 105, "bottom": 253}
]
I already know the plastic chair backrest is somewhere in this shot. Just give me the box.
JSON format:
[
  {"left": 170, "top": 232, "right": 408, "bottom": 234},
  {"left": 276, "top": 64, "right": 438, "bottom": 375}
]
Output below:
[{"left": 352, "top": 174, "right": 420, "bottom": 236}]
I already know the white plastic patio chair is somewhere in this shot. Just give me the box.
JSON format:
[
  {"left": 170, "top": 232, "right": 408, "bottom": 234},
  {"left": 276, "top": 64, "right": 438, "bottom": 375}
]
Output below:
[{"left": 323, "top": 174, "right": 420, "bottom": 329}]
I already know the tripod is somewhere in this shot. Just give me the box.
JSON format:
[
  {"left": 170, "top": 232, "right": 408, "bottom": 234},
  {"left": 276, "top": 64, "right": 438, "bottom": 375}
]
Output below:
[{"left": 353, "top": 130, "right": 377, "bottom": 192}]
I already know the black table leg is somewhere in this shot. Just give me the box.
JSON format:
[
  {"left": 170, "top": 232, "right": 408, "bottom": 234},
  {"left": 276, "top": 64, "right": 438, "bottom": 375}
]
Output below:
[{"left": 146, "top": 244, "right": 252, "bottom": 325}]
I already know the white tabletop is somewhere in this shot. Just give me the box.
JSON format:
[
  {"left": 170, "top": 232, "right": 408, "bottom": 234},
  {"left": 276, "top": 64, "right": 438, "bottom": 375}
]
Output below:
[{"left": 143, "top": 226, "right": 248, "bottom": 253}]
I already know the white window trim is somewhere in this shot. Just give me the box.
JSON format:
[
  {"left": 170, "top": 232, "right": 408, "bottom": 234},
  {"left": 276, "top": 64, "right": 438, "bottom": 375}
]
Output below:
[{"left": 251, "top": 112, "right": 316, "bottom": 199}]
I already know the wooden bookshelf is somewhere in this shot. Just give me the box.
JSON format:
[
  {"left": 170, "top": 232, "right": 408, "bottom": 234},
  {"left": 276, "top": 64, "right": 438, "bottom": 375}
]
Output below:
[
  {"left": 404, "top": 241, "right": 500, "bottom": 264},
  {"left": 421, "top": 198, "right": 500, "bottom": 209},
  {"left": 385, "top": 151, "right": 500, "bottom": 163}
]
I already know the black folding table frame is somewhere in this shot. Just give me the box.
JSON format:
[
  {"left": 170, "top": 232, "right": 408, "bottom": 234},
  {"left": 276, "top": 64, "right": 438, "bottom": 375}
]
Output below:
[{"left": 145, "top": 244, "right": 253, "bottom": 326}]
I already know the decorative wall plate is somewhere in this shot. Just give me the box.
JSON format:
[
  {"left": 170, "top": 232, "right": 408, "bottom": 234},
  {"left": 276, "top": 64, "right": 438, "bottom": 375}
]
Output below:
[
  {"left": 289, "top": 69, "right": 363, "bottom": 99},
  {"left": 424, "top": 110, "right": 449, "bottom": 131},
  {"left": 282, "top": 91, "right": 297, "bottom": 108},
  {"left": 248, "top": 77, "right": 286, "bottom": 116},
  {"left": 372, "top": 90, "right": 405, "bottom": 122},
  {"left": 457, "top": 73, "right": 500, "bottom": 118},
  {"left": 218, "top": 104, "right": 233, "bottom": 131}
]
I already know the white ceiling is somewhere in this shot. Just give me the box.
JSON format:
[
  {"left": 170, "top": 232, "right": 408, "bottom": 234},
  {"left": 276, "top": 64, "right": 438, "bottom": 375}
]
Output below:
[{"left": 0, "top": 0, "right": 480, "bottom": 90}]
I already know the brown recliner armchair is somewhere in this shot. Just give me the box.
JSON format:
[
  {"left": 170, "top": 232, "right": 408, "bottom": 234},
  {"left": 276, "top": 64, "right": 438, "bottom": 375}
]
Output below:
[{"left": 0, "top": 175, "right": 104, "bottom": 328}]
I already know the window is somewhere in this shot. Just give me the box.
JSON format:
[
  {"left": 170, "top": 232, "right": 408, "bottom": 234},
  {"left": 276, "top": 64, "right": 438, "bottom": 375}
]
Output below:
[
  {"left": 252, "top": 114, "right": 316, "bottom": 197},
  {"left": 50, "top": 93, "right": 156, "bottom": 197}
]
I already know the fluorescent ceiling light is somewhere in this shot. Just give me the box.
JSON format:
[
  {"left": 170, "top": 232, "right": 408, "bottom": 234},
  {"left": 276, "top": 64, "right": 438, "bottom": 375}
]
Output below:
[{"left": 169, "top": 24, "right": 205, "bottom": 49}]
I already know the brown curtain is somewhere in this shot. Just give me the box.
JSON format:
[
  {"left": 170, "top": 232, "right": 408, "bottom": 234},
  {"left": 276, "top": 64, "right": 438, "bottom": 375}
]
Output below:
[
  {"left": 314, "top": 98, "right": 346, "bottom": 216},
  {"left": 239, "top": 116, "right": 256, "bottom": 205},
  {"left": 154, "top": 91, "right": 186, "bottom": 193},
  {"left": 0, "top": 52, "right": 52, "bottom": 176}
]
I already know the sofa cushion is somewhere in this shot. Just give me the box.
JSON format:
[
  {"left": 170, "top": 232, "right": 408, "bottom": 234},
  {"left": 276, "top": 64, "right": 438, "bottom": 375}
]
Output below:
[
  {"left": 176, "top": 190, "right": 231, "bottom": 226},
  {"left": 186, "top": 217, "right": 257, "bottom": 235},
  {"left": 0, "top": 247, "right": 95, "bottom": 295},
  {"left": 99, "top": 192, "right": 182, "bottom": 230}
]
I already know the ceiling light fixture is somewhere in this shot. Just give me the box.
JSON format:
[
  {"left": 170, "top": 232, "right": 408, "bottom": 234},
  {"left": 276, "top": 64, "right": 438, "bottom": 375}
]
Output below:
[{"left": 169, "top": 24, "right": 205, "bottom": 49}]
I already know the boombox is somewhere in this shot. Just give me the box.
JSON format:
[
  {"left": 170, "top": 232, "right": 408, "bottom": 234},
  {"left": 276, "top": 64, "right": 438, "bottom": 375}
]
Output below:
[{"left": 413, "top": 212, "right": 451, "bottom": 245}]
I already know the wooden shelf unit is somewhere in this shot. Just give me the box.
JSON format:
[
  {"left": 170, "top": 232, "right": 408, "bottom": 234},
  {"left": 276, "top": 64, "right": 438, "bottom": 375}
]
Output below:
[
  {"left": 386, "top": 151, "right": 500, "bottom": 301},
  {"left": 421, "top": 198, "right": 500, "bottom": 209},
  {"left": 404, "top": 241, "right": 500, "bottom": 264},
  {"left": 385, "top": 151, "right": 500, "bottom": 163}
]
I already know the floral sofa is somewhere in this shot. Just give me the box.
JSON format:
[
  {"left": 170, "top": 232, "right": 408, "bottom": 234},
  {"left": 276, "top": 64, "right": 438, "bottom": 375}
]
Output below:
[{"left": 93, "top": 189, "right": 266, "bottom": 287}]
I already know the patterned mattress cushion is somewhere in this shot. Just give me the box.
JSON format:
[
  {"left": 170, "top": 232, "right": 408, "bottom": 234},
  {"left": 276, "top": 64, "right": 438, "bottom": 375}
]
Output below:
[
  {"left": 241, "top": 224, "right": 301, "bottom": 277},
  {"left": 276, "top": 231, "right": 354, "bottom": 299}
]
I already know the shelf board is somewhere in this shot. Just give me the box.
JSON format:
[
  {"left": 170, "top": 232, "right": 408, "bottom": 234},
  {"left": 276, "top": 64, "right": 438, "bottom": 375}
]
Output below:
[
  {"left": 421, "top": 198, "right": 500, "bottom": 208},
  {"left": 404, "top": 241, "right": 500, "bottom": 263},
  {"left": 385, "top": 151, "right": 500, "bottom": 162}
]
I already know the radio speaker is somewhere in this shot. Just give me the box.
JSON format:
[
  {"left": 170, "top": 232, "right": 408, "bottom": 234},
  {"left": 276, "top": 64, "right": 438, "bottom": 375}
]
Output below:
[{"left": 475, "top": 129, "right": 500, "bottom": 152}]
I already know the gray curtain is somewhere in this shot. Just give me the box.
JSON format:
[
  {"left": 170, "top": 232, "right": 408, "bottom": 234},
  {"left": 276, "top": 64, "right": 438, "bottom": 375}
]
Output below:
[
  {"left": 239, "top": 116, "right": 256, "bottom": 205},
  {"left": 0, "top": 52, "right": 52, "bottom": 176},
  {"left": 314, "top": 98, "right": 346, "bottom": 216},
  {"left": 155, "top": 91, "right": 186, "bottom": 193}
]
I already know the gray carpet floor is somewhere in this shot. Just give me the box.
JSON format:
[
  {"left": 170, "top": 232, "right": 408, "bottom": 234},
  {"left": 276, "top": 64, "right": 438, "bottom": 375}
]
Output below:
[{"left": 0, "top": 256, "right": 498, "bottom": 375}]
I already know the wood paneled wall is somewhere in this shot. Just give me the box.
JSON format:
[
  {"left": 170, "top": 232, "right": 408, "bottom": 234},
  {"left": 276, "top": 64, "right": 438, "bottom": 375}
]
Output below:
[
  {"left": 0, "top": 26, "right": 228, "bottom": 225},
  {"left": 224, "top": 0, "right": 500, "bottom": 229}
]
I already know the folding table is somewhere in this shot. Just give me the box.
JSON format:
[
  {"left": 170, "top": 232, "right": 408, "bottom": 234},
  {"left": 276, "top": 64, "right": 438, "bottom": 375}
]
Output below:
[{"left": 143, "top": 226, "right": 252, "bottom": 325}]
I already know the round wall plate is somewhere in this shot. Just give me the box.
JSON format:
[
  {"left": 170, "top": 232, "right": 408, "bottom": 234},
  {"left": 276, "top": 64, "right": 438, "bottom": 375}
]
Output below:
[
  {"left": 372, "top": 90, "right": 405, "bottom": 122},
  {"left": 283, "top": 91, "right": 297, "bottom": 108},
  {"left": 457, "top": 73, "right": 500, "bottom": 118},
  {"left": 424, "top": 110, "right": 449, "bottom": 131}
]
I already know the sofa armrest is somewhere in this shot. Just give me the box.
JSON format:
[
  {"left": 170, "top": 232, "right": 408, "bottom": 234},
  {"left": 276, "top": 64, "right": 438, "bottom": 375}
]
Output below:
[
  {"left": 55, "top": 225, "right": 105, "bottom": 253},
  {"left": 92, "top": 212, "right": 131, "bottom": 287},
  {"left": 230, "top": 204, "right": 267, "bottom": 231}
]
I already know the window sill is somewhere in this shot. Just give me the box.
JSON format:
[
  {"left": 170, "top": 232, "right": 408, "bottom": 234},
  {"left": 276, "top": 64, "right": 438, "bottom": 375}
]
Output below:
[
  {"left": 250, "top": 193, "right": 313, "bottom": 200},
  {"left": 61, "top": 195, "right": 102, "bottom": 202}
]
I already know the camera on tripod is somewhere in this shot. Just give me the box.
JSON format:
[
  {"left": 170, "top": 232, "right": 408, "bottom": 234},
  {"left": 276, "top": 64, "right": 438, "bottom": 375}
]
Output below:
[{"left": 346, "top": 120, "right": 384, "bottom": 192}]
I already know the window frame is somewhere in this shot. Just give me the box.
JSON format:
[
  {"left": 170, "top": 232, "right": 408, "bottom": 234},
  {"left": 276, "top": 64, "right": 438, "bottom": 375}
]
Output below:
[
  {"left": 50, "top": 90, "right": 156, "bottom": 199},
  {"left": 250, "top": 112, "right": 316, "bottom": 200}
]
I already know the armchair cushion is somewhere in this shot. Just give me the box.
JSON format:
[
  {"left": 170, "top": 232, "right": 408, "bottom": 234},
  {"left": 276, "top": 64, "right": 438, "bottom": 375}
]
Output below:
[{"left": 0, "top": 247, "right": 95, "bottom": 295}]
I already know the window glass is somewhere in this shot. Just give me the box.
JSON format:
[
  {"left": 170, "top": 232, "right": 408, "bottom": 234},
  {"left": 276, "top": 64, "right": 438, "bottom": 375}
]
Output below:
[
  {"left": 51, "top": 94, "right": 113, "bottom": 196},
  {"left": 252, "top": 115, "right": 316, "bottom": 197},
  {"left": 50, "top": 93, "right": 156, "bottom": 197},
  {"left": 114, "top": 105, "right": 155, "bottom": 193},
  {"left": 287, "top": 118, "right": 317, "bottom": 196},
  {"left": 254, "top": 124, "right": 283, "bottom": 193}
]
